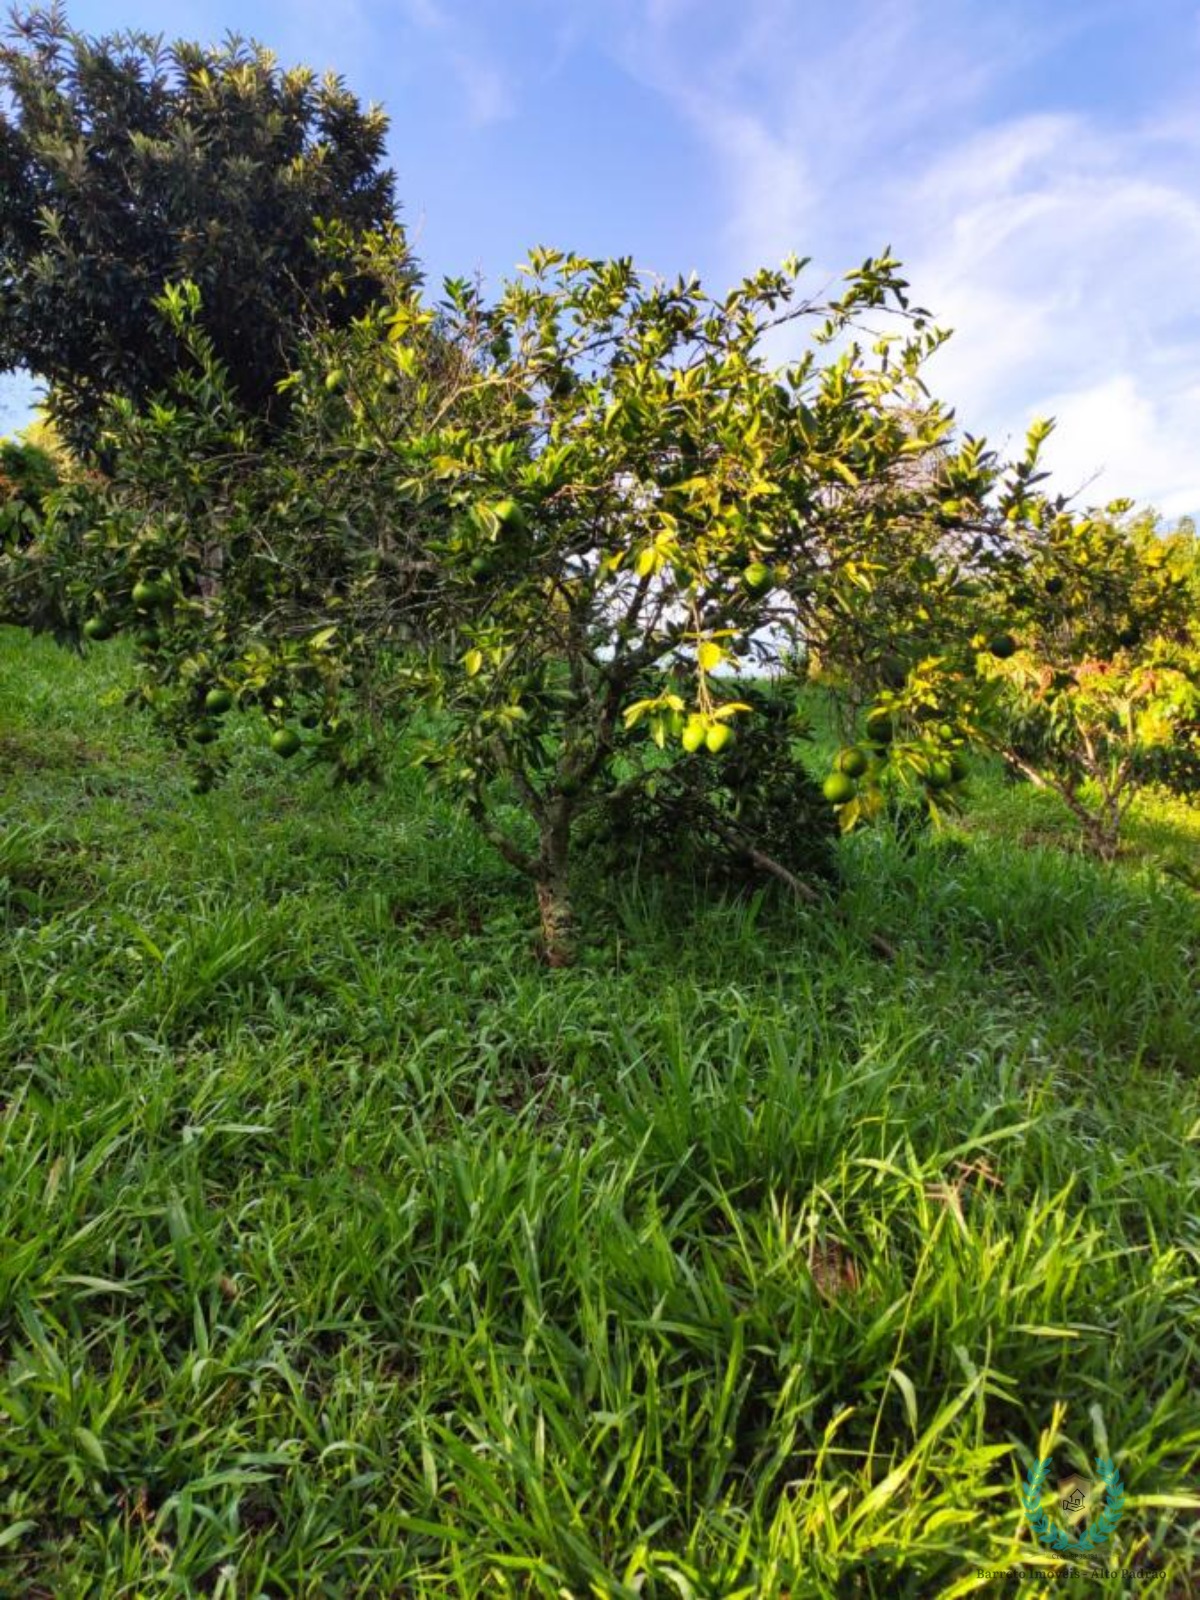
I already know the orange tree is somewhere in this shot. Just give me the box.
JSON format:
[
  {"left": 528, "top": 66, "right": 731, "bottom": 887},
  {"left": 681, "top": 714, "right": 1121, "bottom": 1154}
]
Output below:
[
  {"left": 801, "top": 421, "right": 1061, "bottom": 833},
  {"left": 0, "top": 432, "right": 59, "bottom": 550},
  {"left": 1130, "top": 518, "right": 1200, "bottom": 810},
  {"left": 968, "top": 505, "right": 1199, "bottom": 857},
  {"left": 3, "top": 245, "right": 1068, "bottom": 960}
]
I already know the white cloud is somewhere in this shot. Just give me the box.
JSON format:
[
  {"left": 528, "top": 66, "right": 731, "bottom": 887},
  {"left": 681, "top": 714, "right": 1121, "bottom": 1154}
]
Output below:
[
  {"left": 602, "top": 1, "right": 1200, "bottom": 518},
  {"left": 691, "top": 102, "right": 814, "bottom": 272},
  {"left": 909, "top": 113, "right": 1200, "bottom": 514},
  {"left": 447, "top": 50, "right": 512, "bottom": 125},
  {"left": 1029, "top": 375, "right": 1200, "bottom": 519},
  {"left": 401, "top": 0, "right": 512, "bottom": 125},
  {"left": 603, "top": 0, "right": 1048, "bottom": 274}
]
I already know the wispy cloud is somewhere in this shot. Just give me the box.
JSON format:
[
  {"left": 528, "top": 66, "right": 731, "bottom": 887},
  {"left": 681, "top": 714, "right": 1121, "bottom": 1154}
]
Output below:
[
  {"left": 590, "top": 0, "right": 1200, "bottom": 517},
  {"left": 400, "top": 0, "right": 512, "bottom": 126},
  {"left": 599, "top": 0, "right": 1042, "bottom": 273},
  {"left": 909, "top": 111, "right": 1200, "bottom": 513}
]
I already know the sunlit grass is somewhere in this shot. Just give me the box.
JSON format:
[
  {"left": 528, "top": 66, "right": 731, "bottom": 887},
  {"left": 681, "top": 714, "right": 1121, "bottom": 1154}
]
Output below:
[{"left": 2, "top": 628, "right": 1198, "bottom": 1597}]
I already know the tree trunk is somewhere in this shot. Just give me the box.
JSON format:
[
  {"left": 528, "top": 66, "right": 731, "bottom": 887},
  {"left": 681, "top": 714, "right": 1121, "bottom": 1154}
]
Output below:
[
  {"left": 535, "top": 805, "right": 575, "bottom": 967},
  {"left": 999, "top": 747, "right": 1125, "bottom": 858},
  {"left": 1086, "top": 811, "right": 1121, "bottom": 862}
]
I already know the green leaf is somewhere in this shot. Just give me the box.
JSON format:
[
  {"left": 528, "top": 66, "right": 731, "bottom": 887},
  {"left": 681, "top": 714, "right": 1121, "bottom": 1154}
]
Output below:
[
  {"left": 623, "top": 698, "right": 657, "bottom": 728},
  {"left": 888, "top": 1367, "right": 919, "bottom": 1434},
  {"left": 74, "top": 1427, "right": 108, "bottom": 1472}
]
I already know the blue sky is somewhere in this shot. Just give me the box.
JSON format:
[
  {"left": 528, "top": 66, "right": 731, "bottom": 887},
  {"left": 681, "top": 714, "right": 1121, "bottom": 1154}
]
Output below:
[{"left": 4, "top": 0, "right": 1199, "bottom": 519}]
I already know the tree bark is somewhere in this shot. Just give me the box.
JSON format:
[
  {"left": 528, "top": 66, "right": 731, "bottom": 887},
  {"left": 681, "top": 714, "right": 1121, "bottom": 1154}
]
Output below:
[
  {"left": 535, "top": 803, "right": 575, "bottom": 967},
  {"left": 998, "top": 747, "right": 1122, "bottom": 858},
  {"left": 703, "top": 810, "right": 899, "bottom": 962}
]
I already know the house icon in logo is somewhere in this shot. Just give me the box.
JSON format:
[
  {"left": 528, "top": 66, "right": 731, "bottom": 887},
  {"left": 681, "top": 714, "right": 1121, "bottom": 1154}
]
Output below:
[{"left": 1057, "top": 1474, "right": 1092, "bottom": 1523}]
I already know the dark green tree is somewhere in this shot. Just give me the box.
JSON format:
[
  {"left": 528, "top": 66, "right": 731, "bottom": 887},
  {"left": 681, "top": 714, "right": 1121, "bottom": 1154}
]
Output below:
[{"left": 0, "top": 5, "right": 398, "bottom": 452}]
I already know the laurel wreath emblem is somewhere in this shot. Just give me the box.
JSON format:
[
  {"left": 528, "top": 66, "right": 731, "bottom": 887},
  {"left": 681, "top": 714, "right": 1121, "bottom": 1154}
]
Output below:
[{"left": 1021, "top": 1457, "right": 1125, "bottom": 1554}]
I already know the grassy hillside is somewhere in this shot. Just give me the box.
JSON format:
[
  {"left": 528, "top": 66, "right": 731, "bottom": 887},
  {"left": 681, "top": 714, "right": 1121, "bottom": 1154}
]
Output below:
[{"left": 2, "top": 626, "right": 1198, "bottom": 1598}]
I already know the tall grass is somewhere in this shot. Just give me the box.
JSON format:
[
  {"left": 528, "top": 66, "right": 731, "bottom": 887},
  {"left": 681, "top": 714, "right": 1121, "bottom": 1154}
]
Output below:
[{"left": 2, "top": 627, "right": 1199, "bottom": 1597}]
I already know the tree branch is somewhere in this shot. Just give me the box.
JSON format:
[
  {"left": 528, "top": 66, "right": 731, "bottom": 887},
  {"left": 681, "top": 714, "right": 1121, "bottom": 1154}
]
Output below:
[{"left": 704, "top": 812, "right": 899, "bottom": 962}]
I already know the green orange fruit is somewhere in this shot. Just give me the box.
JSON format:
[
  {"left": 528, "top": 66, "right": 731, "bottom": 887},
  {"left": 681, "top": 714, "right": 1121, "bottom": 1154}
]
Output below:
[
  {"left": 987, "top": 633, "right": 1017, "bottom": 660},
  {"left": 83, "top": 615, "right": 113, "bottom": 641},
  {"left": 132, "top": 577, "right": 169, "bottom": 609},
  {"left": 493, "top": 498, "right": 526, "bottom": 535},
  {"left": 205, "top": 688, "right": 233, "bottom": 715},
  {"left": 741, "top": 561, "right": 773, "bottom": 596},
  {"left": 270, "top": 726, "right": 302, "bottom": 759},
  {"left": 705, "top": 723, "right": 734, "bottom": 754},
  {"left": 836, "top": 746, "right": 869, "bottom": 778},
  {"left": 823, "top": 771, "right": 857, "bottom": 805}
]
